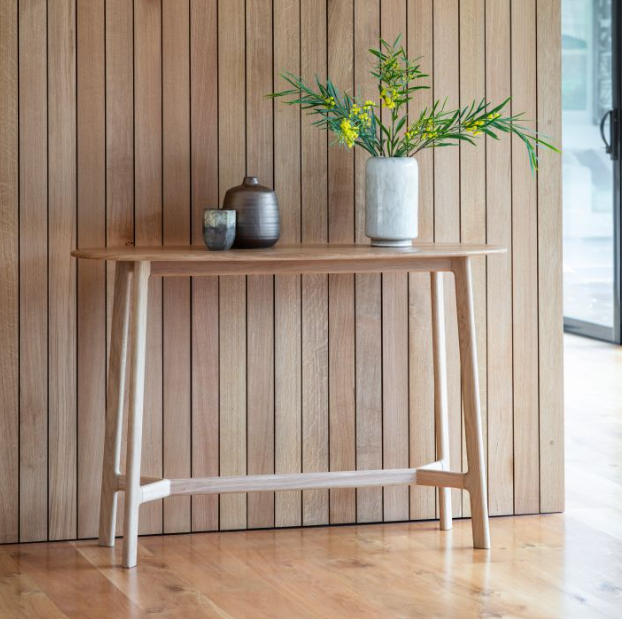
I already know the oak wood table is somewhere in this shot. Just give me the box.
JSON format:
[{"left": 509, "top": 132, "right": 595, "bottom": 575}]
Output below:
[{"left": 72, "top": 243, "right": 505, "bottom": 568}]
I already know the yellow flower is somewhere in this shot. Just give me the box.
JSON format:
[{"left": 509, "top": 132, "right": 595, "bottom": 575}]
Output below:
[
  {"left": 339, "top": 118, "right": 358, "bottom": 148},
  {"left": 380, "top": 88, "right": 399, "bottom": 109},
  {"left": 324, "top": 96, "right": 336, "bottom": 108},
  {"left": 364, "top": 100, "right": 375, "bottom": 108},
  {"left": 358, "top": 111, "right": 371, "bottom": 126},
  {"left": 465, "top": 119, "right": 485, "bottom": 135},
  {"left": 380, "top": 88, "right": 395, "bottom": 110}
]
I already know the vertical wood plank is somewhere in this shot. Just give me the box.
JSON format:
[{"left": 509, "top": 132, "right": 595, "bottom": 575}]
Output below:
[
  {"left": 407, "top": 0, "right": 436, "bottom": 521},
  {"left": 537, "top": 0, "right": 564, "bottom": 514},
  {"left": 380, "top": 0, "right": 410, "bottom": 523},
  {"left": 190, "top": 271, "right": 220, "bottom": 532},
  {"left": 0, "top": 0, "right": 19, "bottom": 544},
  {"left": 301, "top": 0, "right": 329, "bottom": 527},
  {"left": 105, "top": 0, "right": 134, "bottom": 256},
  {"left": 328, "top": 0, "right": 356, "bottom": 525},
  {"left": 459, "top": 0, "right": 486, "bottom": 517},
  {"left": 218, "top": 0, "right": 247, "bottom": 531},
  {"left": 485, "top": 0, "right": 514, "bottom": 517},
  {"left": 511, "top": 0, "right": 539, "bottom": 515},
  {"left": 162, "top": 0, "right": 191, "bottom": 534},
  {"left": 301, "top": 275, "right": 329, "bottom": 526},
  {"left": 76, "top": 0, "right": 106, "bottom": 540},
  {"left": 48, "top": 0, "right": 77, "bottom": 541},
  {"left": 105, "top": 0, "right": 134, "bottom": 536},
  {"left": 433, "top": 0, "right": 462, "bottom": 517},
  {"left": 219, "top": 275, "right": 247, "bottom": 531},
  {"left": 274, "top": 275, "right": 302, "bottom": 527},
  {"left": 274, "top": 0, "right": 302, "bottom": 528},
  {"left": 246, "top": 275, "right": 275, "bottom": 529},
  {"left": 301, "top": 0, "right": 328, "bottom": 243},
  {"left": 190, "top": 0, "right": 219, "bottom": 533},
  {"left": 382, "top": 272, "right": 410, "bottom": 522},
  {"left": 134, "top": 0, "right": 163, "bottom": 534},
  {"left": 246, "top": 0, "right": 275, "bottom": 530},
  {"left": 354, "top": 0, "right": 378, "bottom": 244},
  {"left": 19, "top": 0, "right": 48, "bottom": 543},
  {"left": 354, "top": 0, "right": 381, "bottom": 524},
  {"left": 354, "top": 271, "right": 382, "bottom": 524},
  {"left": 328, "top": 272, "right": 356, "bottom": 525}
]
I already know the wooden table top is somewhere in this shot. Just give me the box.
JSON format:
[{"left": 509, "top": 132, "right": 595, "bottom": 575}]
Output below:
[
  {"left": 73, "top": 243, "right": 504, "bottom": 261},
  {"left": 72, "top": 243, "right": 505, "bottom": 276}
]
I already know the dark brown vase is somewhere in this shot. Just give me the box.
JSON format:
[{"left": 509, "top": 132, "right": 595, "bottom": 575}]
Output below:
[{"left": 223, "top": 176, "right": 280, "bottom": 248}]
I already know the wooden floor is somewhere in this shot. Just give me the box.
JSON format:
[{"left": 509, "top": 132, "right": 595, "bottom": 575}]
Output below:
[{"left": 1, "top": 335, "right": 621, "bottom": 619}]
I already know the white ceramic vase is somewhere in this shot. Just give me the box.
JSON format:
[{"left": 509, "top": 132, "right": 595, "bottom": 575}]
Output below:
[{"left": 365, "top": 156, "right": 418, "bottom": 247}]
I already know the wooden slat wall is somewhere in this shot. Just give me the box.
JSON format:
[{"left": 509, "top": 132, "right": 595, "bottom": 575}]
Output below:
[{"left": 0, "top": 0, "right": 564, "bottom": 543}]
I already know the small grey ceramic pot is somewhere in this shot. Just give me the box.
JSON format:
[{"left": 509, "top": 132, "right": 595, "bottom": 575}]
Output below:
[
  {"left": 222, "top": 176, "right": 280, "bottom": 248},
  {"left": 203, "top": 209, "right": 236, "bottom": 251}
]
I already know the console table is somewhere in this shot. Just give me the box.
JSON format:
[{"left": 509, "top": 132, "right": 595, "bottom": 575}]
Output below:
[{"left": 71, "top": 243, "right": 505, "bottom": 568}]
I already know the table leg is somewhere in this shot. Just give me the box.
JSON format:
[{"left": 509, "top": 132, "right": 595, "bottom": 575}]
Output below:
[
  {"left": 98, "top": 261, "right": 132, "bottom": 547},
  {"left": 122, "top": 261, "right": 151, "bottom": 568},
  {"left": 452, "top": 257, "right": 491, "bottom": 549},
  {"left": 430, "top": 272, "right": 452, "bottom": 531}
]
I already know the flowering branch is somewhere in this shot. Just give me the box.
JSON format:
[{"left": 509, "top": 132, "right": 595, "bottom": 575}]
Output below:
[{"left": 268, "top": 35, "right": 559, "bottom": 171}]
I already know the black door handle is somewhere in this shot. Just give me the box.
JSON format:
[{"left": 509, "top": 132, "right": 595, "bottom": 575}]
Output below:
[
  {"left": 600, "top": 110, "right": 613, "bottom": 155},
  {"left": 600, "top": 109, "right": 619, "bottom": 160}
]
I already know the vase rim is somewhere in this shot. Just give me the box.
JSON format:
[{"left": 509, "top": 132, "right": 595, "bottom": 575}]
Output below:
[{"left": 369, "top": 155, "right": 415, "bottom": 159}]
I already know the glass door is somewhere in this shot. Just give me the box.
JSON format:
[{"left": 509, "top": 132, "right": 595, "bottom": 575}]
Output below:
[{"left": 562, "top": 0, "right": 621, "bottom": 343}]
